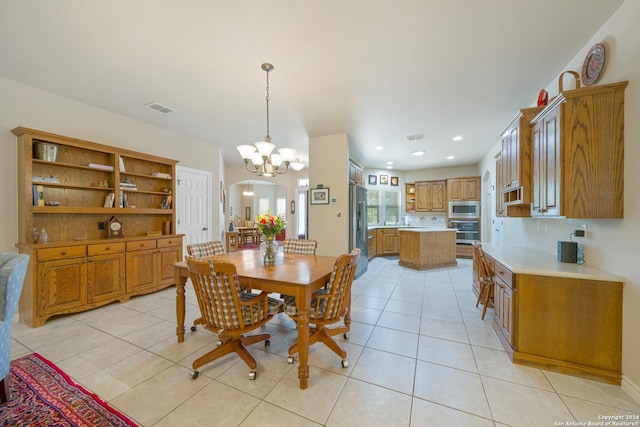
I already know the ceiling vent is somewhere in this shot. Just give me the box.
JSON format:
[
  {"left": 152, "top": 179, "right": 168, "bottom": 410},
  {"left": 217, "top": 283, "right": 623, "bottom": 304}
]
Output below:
[
  {"left": 146, "top": 102, "right": 175, "bottom": 114},
  {"left": 406, "top": 134, "right": 424, "bottom": 142}
]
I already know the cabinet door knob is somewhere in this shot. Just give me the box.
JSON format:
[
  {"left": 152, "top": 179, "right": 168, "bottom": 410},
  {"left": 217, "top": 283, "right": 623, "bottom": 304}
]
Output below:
[{"left": 61, "top": 251, "right": 67, "bottom": 255}]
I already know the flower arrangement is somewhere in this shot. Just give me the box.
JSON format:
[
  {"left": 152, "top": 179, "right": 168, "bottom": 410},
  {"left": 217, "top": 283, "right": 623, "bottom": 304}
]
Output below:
[{"left": 255, "top": 213, "right": 286, "bottom": 236}]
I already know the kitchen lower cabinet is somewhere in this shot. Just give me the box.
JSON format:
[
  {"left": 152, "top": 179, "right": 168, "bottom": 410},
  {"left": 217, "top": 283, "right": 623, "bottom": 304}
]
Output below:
[
  {"left": 476, "top": 245, "right": 623, "bottom": 384},
  {"left": 377, "top": 228, "right": 399, "bottom": 255},
  {"left": 367, "top": 229, "right": 376, "bottom": 259}
]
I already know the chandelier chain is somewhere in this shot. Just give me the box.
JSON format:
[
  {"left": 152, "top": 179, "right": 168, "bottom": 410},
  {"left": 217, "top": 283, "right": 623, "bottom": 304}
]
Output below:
[{"left": 265, "top": 66, "right": 270, "bottom": 140}]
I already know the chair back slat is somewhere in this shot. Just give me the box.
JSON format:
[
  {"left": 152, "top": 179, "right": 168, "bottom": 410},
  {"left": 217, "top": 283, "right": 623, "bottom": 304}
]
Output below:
[
  {"left": 282, "top": 239, "right": 318, "bottom": 255},
  {"left": 186, "top": 241, "right": 225, "bottom": 259}
]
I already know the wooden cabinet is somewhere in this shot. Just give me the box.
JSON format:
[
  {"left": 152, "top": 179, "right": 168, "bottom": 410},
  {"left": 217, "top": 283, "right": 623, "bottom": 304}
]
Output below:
[
  {"left": 87, "top": 242, "right": 125, "bottom": 304},
  {"left": 157, "top": 237, "right": 183, "bottom": 286},
  {"left": 492, "top": 261, "right": 515, "bottom": 347},
  {"left": 367, "top": 229, "right": 376, "bottom": 259},
  {"left": 530, "top": 81, "right": 627, "bottom": 218},
  {"left": 446, "top": 177, "right": 480, "bottom": 201},
  {"left": 37, "top": 246, "right": 87, "bottom": 317},
  {"left": 415, "top": 181, "right": 446, "bottom": 212},
  {"left": 13, "top": 127, "right": 183, "bottom": 327},
  {"left": 376, "top": 228, "right": 399, "bottom": 255},
  {"left": 476, "top": 246, "right": 623, "bottom": 384},
  {"left": 499, "top": 107, "right": 543, "bottom": 210},
  {"left": 405, "top": 183, "right": 416, "bottom": 212},
  {"left": 349, "top": 159, "right": 364, "bottom": 186}
]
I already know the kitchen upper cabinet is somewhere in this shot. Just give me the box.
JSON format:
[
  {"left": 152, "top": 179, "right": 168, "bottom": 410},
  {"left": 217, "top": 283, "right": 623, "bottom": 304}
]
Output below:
[
  {"left": 447, "top": 177, "right": 480, "bottom": 201},
  {"left": 349, "top": 159, "right": 364, "bottom": 186},
  {"left": 530, "top": 81, "right": 627, "bottom": 218},
  {"left": 499, "top": 107, "right": 543, "bottom": 209},
  {"left": 415, "top": 180, "right": 446, "bottom": 212}
]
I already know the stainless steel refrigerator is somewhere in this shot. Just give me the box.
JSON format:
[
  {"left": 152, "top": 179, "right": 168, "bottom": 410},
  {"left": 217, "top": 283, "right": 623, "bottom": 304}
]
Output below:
[{"left": 349, "top": 184, "right": 368, "bottom": 278}]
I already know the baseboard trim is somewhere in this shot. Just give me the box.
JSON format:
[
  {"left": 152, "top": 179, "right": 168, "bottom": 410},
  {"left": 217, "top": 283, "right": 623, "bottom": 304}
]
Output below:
[{"left": 622, "top": 375, "right": 640, "bottom": 405}]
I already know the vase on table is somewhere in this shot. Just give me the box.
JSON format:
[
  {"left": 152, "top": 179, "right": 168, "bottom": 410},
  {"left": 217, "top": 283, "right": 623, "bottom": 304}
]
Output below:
[{"left": 260, "top": 234, "right": 277, "bottom": 265}]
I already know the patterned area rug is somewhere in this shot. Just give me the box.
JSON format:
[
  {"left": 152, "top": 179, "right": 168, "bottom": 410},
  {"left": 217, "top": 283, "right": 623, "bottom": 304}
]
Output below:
[{"left": 1, "top": 353, "right": 138, "bottom": 426}]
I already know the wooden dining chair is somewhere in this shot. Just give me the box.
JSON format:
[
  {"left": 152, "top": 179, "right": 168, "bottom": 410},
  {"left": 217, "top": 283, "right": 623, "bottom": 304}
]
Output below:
[
  {"left": 186, "top": 258, "right": 282, "bottom": 380},
  {"left": 186, "top": 241, "right": 225, "bottom": 258},
  {"left": 185, "top": 240, "right": 226, "bottom": 331},
  {"left": 473, "top": 242, "right": 495, "bottom": 320},
  {"left": 282, "top": 239, "right": 318, "bottom": 255},
  {"left": 283, "top": 248, "right": 361, "bottom": 368}
]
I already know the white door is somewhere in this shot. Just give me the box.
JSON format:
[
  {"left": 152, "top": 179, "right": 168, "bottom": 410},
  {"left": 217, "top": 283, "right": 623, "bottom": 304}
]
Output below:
[{"left": 176, "top": 166, "right": 211, "bottom": 255}]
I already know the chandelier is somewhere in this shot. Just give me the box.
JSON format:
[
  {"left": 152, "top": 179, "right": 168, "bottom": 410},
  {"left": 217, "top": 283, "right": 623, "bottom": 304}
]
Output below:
[{"left": 236, "top": 63, "right": 304, "bottom": 177}]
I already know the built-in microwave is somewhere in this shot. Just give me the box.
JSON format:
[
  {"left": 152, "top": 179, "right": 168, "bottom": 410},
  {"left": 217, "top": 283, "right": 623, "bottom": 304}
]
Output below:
[{"left": 448, "top": 201, "right": 480, "bottom": 218}]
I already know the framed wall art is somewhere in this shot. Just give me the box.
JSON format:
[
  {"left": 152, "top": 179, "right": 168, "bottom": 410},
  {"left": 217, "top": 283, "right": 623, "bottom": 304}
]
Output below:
[
  {"left": 379, "top": 174, "right": 388, "bottom": 185},
  {"left": 310, "top": 187, "right": 330, "bottom": 205},
  {"left": 391, "top": 176, "right": 399, "bottom": 186},
  {"left": 368, "top": 175, "right": 377, "bottom": 185}
]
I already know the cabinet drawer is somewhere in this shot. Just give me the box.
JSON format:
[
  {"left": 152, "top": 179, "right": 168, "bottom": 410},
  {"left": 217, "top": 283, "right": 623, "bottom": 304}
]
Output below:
[
  {"left": 157, "top": 237, "right": 180, "bottom": 248},
  {"left": 494, "top": 261, "right": 513, "bottom": 288},
  {"left": 126, "top": 240, "right": 157, "bottom": 251},
  {"left": 88, "top": 242, "right": 126, "bottom": 256},
  {"left": 38, "top": 246, "right": 86, "bottom": 261},
  {"left": 379, "top": 228, "right": 398, "bottom": 234}
]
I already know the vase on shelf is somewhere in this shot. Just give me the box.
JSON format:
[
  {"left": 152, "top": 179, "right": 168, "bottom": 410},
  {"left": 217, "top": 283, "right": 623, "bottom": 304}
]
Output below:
[{"left": 260, "top": 234, "right": 278, "bottom": 265}]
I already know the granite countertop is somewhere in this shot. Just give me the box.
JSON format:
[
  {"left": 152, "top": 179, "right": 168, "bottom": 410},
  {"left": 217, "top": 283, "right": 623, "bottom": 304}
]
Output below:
[
  {"left": 480, "top": 243, "right": 625, "bottom": 283},
  {"left": 368, "top": 225, "right": 447, "bottom": 230}
]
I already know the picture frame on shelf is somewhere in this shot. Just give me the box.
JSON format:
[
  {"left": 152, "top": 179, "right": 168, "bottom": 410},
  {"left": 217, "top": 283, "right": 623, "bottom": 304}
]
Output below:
[
  {"left": 310, "top": 188, "right": 330, "bottom": 205},
  {"left": 379, "top": 174, "right": 388, "bottom": 185},
  {"left": 391, "top": 176, "right": 399, "bottom": 186},
  {"left": 368, "top": 175, "right": 377, "bottom": 185}
]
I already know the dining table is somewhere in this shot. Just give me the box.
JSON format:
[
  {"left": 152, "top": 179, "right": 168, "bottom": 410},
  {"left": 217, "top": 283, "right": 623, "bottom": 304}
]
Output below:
[{"left": 172, "top": 250, "right": 339, "bottom": 389}]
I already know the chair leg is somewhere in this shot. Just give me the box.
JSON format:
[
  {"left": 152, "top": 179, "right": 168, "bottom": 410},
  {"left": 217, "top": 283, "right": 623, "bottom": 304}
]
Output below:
[
  {"left": 0, "top": 376, "right": 9, "bottom": 404},
  {"left": 480, "top": 284, "right": 494, "bottom": 320},
  {"left": 318, "top": 330, "right": 347, "bottom": 359},
  {"left": 240, "top": 333, "right": 270, "bottom": 347},
  {"left": 192, "top": 341, "right": 235, "bottom": 370}
]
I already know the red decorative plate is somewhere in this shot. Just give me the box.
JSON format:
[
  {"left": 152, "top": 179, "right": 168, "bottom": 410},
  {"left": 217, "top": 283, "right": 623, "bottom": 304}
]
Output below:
[{"left": 581, "top": 43, "right": 605, "bottom": 86}]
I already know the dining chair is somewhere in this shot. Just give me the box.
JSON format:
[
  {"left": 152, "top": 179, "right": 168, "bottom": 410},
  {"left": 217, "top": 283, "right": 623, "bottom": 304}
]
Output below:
[
  {"left": 186, "top": 241, "right": 225, "bottom": 258},
  {"left": 185, "top": 240, "right": 227, "bottom": 331},
  {"left": 185, "top": 258, "right": 282, "bottom": 380},
  {"left": 283, "top": 248, "right": 361, "bottom": 368},
  {"left": 282, "top": 239, "right": 318, "bottom": 255},
  {"left": 473, "top": 242, "right": 495, "bottom": 320}
]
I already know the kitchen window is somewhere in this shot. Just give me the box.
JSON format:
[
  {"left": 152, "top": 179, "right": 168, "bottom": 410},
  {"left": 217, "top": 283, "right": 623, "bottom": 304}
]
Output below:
[{"left": 367, "top": 189, "right": 400, "bottom": 225}]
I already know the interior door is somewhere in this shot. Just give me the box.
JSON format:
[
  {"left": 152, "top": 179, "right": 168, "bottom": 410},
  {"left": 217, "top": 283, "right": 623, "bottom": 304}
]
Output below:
[{"left": 176, "top": 166, "right": 210, "bottom": 255}]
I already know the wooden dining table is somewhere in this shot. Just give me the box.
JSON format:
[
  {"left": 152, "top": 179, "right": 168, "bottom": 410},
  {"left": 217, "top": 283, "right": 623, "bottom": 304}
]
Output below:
[{"left": 172, "top": 250, "right": 338, "bottom": 389}]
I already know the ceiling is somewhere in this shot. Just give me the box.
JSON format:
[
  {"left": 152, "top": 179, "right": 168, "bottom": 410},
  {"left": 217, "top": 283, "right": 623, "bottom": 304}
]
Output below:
[{"left": 0, "top": 1, "right": 624, "bottom": 171}]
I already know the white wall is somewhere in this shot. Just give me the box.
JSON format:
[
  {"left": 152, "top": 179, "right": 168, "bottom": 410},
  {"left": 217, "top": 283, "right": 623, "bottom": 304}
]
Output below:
[
  {"left": 309, "top": 133, "right": 349, "bottom": 256},
  {"left": 478, "top": 0, "right": 640, "bottom": 398},
  {"left": 0, "top": 76, "right": 223, "bottom": 252}
]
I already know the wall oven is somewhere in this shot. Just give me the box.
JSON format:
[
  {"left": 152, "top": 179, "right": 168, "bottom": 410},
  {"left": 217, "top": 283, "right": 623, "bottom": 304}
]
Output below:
[
  {"left": 449, "top": 219, "right": 480, "bottom": 245},
  {"left": 448, "top": 201, "right": 480, "bottom": 219}
]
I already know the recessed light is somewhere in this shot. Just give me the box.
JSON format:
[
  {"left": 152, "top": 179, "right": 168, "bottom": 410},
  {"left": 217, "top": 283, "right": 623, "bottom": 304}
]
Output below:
[
  {"left": 447, "top": 155, "right": 455, "bottom": 160},
  {"left": 452, "top": 136, "right": 463, "bottom": 141},
  {"left": 386, "top": 161, "right": 393, "bottom": 165},
  {"left": 386, "top": 166, "right": 393, "bottom": 169},
  {"left": 375, "top": 146, "right": 384, "bottom": 151},
  {"left": 412, "top": 151, "right": 425, "bottom": 156}
]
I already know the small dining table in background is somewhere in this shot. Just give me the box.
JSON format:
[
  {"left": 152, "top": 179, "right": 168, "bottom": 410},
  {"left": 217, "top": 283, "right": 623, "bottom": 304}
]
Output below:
[{"left": 173, "top": 250, "right": 338, "bottom": 389}]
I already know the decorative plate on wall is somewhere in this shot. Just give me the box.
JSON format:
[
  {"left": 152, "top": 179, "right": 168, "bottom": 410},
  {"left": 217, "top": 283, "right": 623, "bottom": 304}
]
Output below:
[{"left": 581, "top": 43, "right": 605, "bottom": 86}]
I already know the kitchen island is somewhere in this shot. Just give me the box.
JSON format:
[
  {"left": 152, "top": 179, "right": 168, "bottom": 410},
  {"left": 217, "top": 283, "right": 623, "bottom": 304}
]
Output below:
[{"left": 398, "top": 228, "right": 456, "bottom": 270}]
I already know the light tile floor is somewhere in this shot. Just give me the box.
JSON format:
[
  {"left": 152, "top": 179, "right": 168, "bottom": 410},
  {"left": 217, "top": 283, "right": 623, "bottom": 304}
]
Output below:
[{"left": 10, "top": 256, "right": 640, "bottom": 426}]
